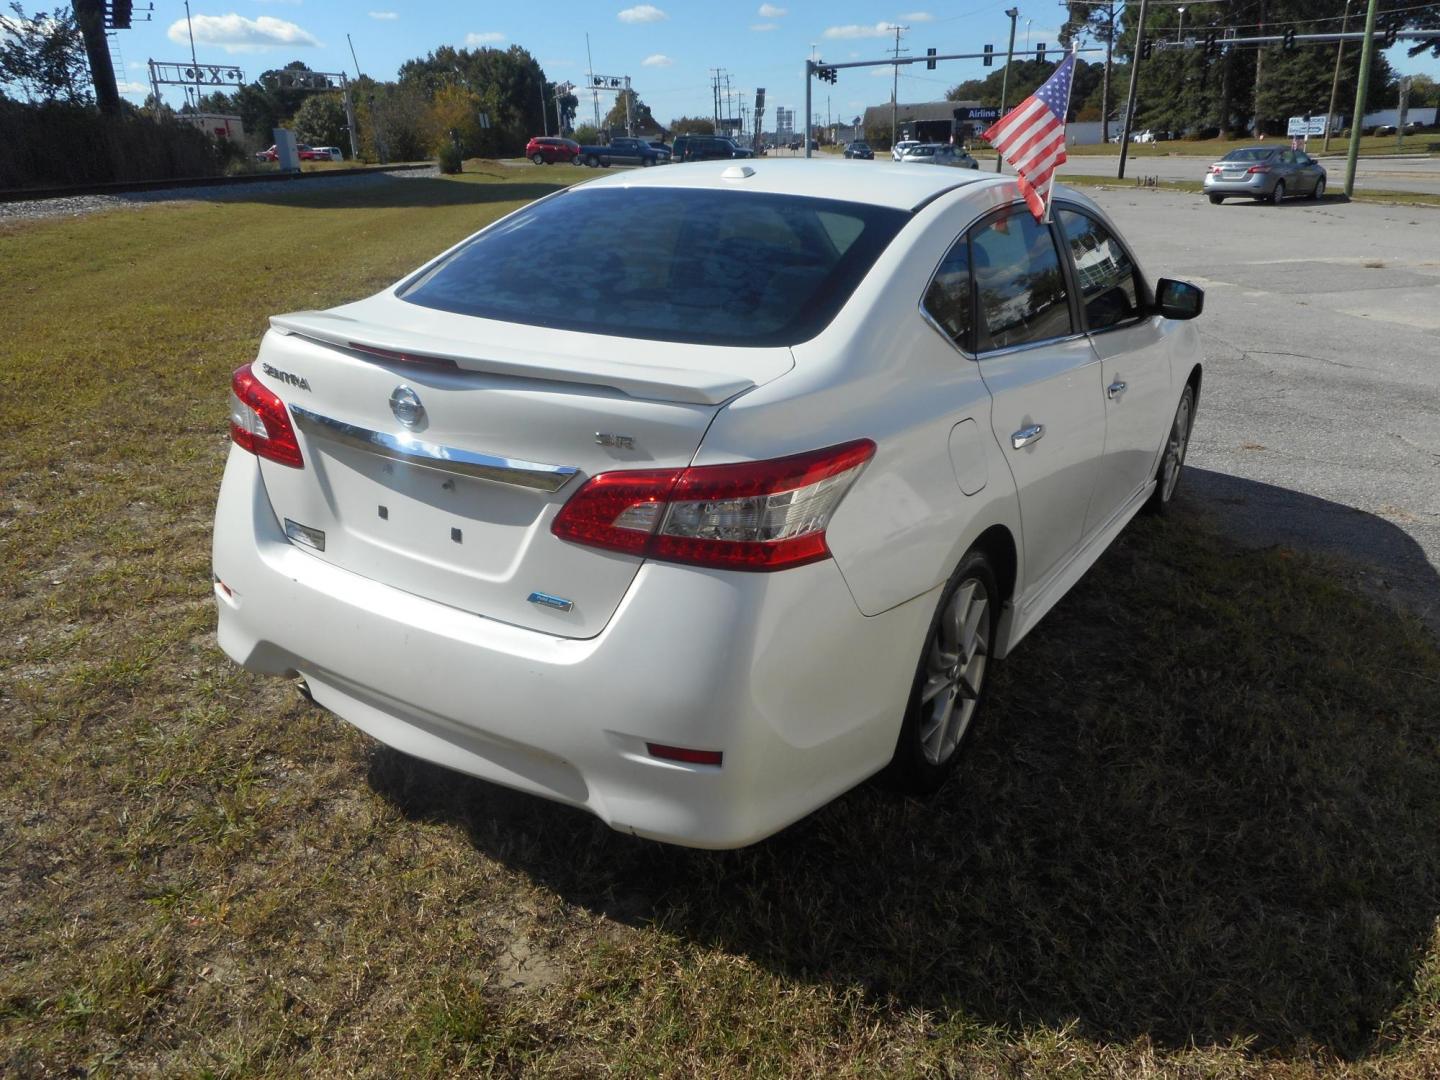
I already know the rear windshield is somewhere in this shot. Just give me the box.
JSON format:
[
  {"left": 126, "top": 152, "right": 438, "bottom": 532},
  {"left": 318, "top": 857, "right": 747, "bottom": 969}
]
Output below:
[
  {"left": 399, "top": 187, "right": 909, "bottom": 347},
  {"left": 1222, "top": 148, "right": 1276, "bottom": 162}
]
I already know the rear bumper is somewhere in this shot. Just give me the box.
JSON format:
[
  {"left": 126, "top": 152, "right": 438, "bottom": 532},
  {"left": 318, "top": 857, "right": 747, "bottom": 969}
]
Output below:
[
  {"left": 212, "top": 448, "right": 932, "bottom": 848},
  {"left": 1203, "top": 172, "right": 1276, "bottom": 196}
]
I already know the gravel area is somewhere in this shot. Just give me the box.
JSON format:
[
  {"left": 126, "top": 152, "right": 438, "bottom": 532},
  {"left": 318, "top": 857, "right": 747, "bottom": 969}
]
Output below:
[{"left": 0, "top": 166, "right": 441, "bottom": 223}]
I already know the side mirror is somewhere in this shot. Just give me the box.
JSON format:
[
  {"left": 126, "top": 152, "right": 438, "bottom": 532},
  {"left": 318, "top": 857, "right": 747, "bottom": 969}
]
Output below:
[{"left": 1156, "top": 278, "right": 1204, "bottom": 320}]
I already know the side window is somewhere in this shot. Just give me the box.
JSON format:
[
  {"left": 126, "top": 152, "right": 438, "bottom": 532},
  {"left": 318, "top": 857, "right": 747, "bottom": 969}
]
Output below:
[
  {"left": 970, "top": 205, "right": 1073, "bottom": 351},
  {"left": 1057, "top": 208, "right": 1142, "bottom": 332},
  {"left": 922, "top": 234, "right": 973, "bottom": 351}
]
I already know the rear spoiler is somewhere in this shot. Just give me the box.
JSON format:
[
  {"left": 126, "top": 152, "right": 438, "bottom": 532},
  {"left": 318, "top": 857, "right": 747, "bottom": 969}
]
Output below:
[{"left": 269, "top": 310, "right": 765, "bottom": 407}]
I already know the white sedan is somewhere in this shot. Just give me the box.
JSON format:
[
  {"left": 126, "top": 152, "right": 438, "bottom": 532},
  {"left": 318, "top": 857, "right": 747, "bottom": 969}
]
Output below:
[{"left": 214, "top": 160, "right": 1204, "bottom": 848}]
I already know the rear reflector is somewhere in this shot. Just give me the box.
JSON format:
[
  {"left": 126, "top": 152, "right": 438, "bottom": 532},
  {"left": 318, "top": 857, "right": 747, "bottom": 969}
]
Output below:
[
  {"left": 552, "top": 439, "right": 875, "bottom": 571},
  {"left": 646, "top": 743, "right": 723, "bottom": 766},
  {"left": 229, "top": 363, "right": 303, "bottom": 468}
]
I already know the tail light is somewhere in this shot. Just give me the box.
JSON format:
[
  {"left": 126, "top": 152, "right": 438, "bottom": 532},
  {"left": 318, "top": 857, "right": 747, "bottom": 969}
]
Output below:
[
  {"left": 229, "top": 363, "right": 303, "bottom": 468},
  {"left": 1247, "top": 164, "right": 1272, "bottom": 174},
  {"left": 1209, "top": 166, "right": 1223, "bottom": 174},
  {"left": 552, "top": 439, "right": 875, "bottom": 571}
]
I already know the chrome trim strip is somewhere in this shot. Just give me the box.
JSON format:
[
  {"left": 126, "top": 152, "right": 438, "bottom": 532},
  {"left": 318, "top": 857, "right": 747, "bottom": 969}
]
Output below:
[{"left": 289, "top": 405, "right": 578, "bottom": 493}]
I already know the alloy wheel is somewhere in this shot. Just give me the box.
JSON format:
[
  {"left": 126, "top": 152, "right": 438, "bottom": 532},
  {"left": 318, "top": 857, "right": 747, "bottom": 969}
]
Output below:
[
  {"left": 1160, "top": 389, "right": 1193, "bottom": 503},
  {"left": 917, "top": 578, "right": 990, "bottom": 767}
]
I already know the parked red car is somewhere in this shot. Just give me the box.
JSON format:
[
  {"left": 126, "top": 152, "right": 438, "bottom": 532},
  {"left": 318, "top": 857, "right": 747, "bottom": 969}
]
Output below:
[
  {"left": 254, "top": 144, "right": 326, "bottom": 163},
  {"left": 525, "top": 136, "right": 581, "bottom": 164}
]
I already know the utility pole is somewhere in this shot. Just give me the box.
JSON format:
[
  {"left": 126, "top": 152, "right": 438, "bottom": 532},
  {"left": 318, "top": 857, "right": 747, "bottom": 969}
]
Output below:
[
  {"left": 1344, "top": 0, "right": 1379, "bottom": 196},
  {"left": 70, "top": 0, "right": 120, "bottom": 114},
  {"left": 540, "top": 81, "right": 549, "bottom": 136},
  {"left": 890, "top": 24, "right": 908, "bottom": 148},
  {"left": 1322, "top": 0, "right": 1351, "bottom": 152},
  {"left": 804, "top": 59, "right": 812, "bottom": 157},
  {"left": 586, "top": 34, "right": 601, "bottom": 131},
  {"left": 994, "top": 8, "right": 1019, "bottom": 172},
  {"left": 1252, "top": 0, "right": 1266, "bottom": 137},
  {"left": 1101, "top": 0, "right": 1115, "bottom": 145},
  {"left": 1117, "top": 0, "right": 1149, "bottom": 179}
]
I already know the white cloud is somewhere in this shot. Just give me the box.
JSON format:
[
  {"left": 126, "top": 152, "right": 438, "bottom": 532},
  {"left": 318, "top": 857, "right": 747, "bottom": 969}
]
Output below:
[
  {"left": 165, "top": 14, "right": 319, "bottom": 52},
  {"left": 757, "top": 2, "right": 786, "bottom": 15},
  {"left": 617, "top": 4, "right": 667, "bottom": 23},
  {"left": 823, "top": 21, "right": 904, "bottom": 39},
  {"left": 465, "top": 31, "right": 505, "bottom": 45},
  {"left": 642, "top": 53, "right": 673, "bottom": 67},
  {"left": 116, "top": 80, "right": 149, "bottom": 95},
  {"left": 750, "top": 22, "right": 778, "bottom": 31},
  {"left": 368, "top": 11, "right": 398, "bottom": 20},
  {"left": 900, "top": 11, "right": 934, "bottom": 22}
]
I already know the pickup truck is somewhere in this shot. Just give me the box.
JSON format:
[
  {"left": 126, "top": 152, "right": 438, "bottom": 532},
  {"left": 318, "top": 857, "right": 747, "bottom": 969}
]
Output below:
[{"left": 577, "top": 137, "right": 671, "bottom": 168}]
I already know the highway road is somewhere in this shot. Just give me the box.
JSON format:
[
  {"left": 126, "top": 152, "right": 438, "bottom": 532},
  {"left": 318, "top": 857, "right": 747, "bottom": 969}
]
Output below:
[{"left": 1056, "top": 151, "right": 1440, "bottom": 195}]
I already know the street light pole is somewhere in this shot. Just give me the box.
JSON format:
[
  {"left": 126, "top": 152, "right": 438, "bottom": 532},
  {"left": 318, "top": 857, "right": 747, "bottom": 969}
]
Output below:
[
  {"left": 994, "top": 7, "right": 1019, "bottom": 172},
  {"left": 1117, "top": 0, "right": 1150, "bottom": 179}
]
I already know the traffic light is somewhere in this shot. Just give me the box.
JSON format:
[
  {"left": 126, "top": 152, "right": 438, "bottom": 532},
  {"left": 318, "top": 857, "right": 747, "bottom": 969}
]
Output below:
[
  {"left": 983, "top": 43, "right": 994, "bottom": 67},
  {"left": 107, "top": 0, "right": 132, "bottom": 29},
  {"left": 926, "top": 47, "right": 937, "bottom": 70},
  {"left": 1383, "top": 23, "right": 1398, "bottom": 48},
  {"left": 1205, "top": 31, "right": 1217, "bottom": 57},
  {"left": 815, "top": 64, "right": 837, "bottom": 84},
  {"left": 1036, "top": 42, "right": 1046, "bottom": 62},
  {"left": 1141, "top": 40, "right": 1153, "bottom": 60},
  {"left": 1283, "top": 28, "right": 1296, "bottom": 50}
]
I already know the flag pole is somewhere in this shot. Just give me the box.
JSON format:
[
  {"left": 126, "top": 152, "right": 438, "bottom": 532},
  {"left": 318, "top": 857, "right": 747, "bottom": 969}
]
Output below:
[{"left": 1043, "top": 45, "right": 1078, "bottom": 224}]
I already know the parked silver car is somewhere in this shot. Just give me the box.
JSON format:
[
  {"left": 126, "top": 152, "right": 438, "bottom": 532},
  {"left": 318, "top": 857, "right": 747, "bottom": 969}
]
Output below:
[
  {"left": 898, "top": 143, "right": 979, "bottom": 169},
  {"left": 1203, "top": 146, "right": 1327, "bottom": 205}
]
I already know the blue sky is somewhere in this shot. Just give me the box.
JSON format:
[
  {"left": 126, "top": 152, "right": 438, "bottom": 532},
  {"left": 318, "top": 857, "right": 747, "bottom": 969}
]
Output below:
[{"left": 112, "top": 1, "right": 1439, "bottom": 125}]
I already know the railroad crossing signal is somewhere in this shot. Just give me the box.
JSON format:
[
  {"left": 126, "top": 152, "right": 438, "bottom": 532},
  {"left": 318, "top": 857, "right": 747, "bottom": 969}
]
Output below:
[{"left": 926, "top": 47, "right": 937, "bottom": 70}]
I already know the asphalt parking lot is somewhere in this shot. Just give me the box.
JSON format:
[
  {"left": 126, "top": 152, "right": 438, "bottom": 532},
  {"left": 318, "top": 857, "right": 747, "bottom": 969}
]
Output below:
[
  {"left": 1080, "top": 185, "right": 1440, "bottom": 629},
  {"left": 1058, "top": 151, "right": 1440, "bottom": 195}
]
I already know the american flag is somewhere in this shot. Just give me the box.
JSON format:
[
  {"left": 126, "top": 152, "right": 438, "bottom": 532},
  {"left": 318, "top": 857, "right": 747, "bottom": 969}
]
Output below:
[{"left": 982, "top": 52, "right": 1076, "bottom": 222}]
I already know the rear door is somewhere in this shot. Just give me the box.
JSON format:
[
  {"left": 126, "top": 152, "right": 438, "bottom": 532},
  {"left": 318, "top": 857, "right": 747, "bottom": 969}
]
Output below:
[
  {"left": 970, "top": 203, "right": 1106, "bottom": 598},
  {"left": 1055, "top": 205, "right": 1173, "bottom": 534}
]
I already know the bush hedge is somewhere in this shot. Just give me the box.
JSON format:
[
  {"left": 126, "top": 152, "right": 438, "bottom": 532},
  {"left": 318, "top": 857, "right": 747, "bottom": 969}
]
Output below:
[{"left": 0, "top": 100, "right": 231, "bottom": 191}]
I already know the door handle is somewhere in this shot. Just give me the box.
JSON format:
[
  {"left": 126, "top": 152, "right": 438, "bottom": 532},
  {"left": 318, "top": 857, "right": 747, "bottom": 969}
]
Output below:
[
  {"left": 1011, "top": 424, "right": 1045, "bottom": 450},
  {"left": 1107, "top": 380, "right": 1128, "bottom": 400}
]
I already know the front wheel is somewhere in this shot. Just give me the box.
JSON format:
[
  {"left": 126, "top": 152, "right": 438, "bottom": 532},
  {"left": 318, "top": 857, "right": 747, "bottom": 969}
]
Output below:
[
  {"left": 531, "top": 152, "right": 545, "bottom": 165},
  {"left": 586, "top": 154, "right": 600, "bottom": 167},
  {"left": 1145, "top": 383, "right": 1195, "bottom": 515},
  {"left": 641, "top": 156, "right": 652, "bottom": 167},
  {"left": 1311, "top": 176, "right": 1326, "bottom": 200},
  {"left": 884, "top": 550, "right": 999, "bottom": 794},
  {"left": 1269, "top": 179, "right": 1286, "bottom": 205}
]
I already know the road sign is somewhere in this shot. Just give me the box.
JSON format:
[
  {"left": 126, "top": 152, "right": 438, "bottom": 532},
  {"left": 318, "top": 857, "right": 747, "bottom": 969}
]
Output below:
[
  {"left": 954, "top": 106, "right": 1001, "bottom": 124},
  {"left": 1287, "top": 116, "right": 1327, "bottom": 137}
]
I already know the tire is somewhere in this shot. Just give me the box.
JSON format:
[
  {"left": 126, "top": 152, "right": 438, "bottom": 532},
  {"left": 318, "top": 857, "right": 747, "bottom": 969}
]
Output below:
[
  {"left": 586, "top": 154, "right": 600, "bottom": 167},
  {"left": 531, "top": 152, "right": 545, "bottom": 165},
  {"left": 1144, "top": 383, "right": 1195, "bottom": 515},
  {"left": 884, "top": 549, "right": 1000, "bottom": 794},
  {"left": 641, "top": 156, "right": 652, "bottom": 167},
  {"left": 1311, "top": 176, "right": 1326, "bottom": 200},
  {"left": 1269, "top": 179, "right": 1286, "bottom": 205},
  {"left": 1208, "top": 194, "right": 1224, "bottom": 204}
]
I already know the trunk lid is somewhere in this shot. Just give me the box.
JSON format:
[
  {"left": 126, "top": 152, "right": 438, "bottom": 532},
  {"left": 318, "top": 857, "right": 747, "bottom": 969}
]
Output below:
[{"left": 252, "top": 293, "right": 793, "bottom": 638}]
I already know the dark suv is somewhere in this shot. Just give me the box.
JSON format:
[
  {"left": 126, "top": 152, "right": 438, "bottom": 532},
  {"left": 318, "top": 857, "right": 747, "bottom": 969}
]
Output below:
[{"left": 671, "top": 135, "right": 754, "bottom": 163}]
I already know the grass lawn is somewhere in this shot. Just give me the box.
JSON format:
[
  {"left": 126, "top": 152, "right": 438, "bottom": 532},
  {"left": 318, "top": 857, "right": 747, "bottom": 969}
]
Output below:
[{"left": 3, "top": 166, "right": 1440, "bottom": 1077}]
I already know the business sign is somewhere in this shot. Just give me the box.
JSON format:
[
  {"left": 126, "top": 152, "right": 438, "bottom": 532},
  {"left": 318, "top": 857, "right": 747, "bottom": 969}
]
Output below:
[
  {"left": 1287, "top": 115, "right": 1327, "bottom": 137},
  {"left": 954, "top": 106, "right": 1001, "bottom": 124}
]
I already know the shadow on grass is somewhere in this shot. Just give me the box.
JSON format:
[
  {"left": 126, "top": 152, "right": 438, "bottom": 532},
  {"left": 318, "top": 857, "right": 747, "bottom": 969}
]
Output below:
[{"left": 367, "top": 480, "right": 1440, "bottom": 1058}]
